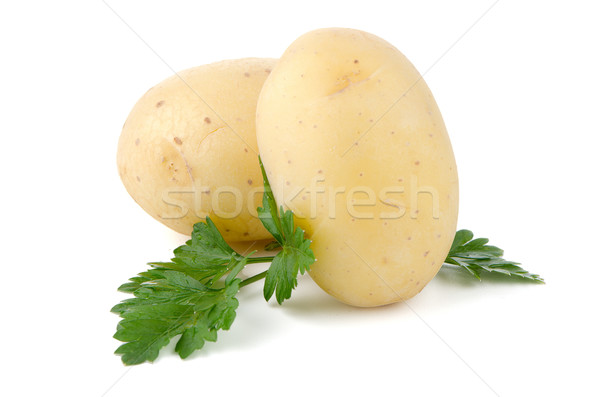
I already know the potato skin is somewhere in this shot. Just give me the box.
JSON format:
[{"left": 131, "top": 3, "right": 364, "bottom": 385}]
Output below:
[
  {"left": 117, "top": 58, "right": 276, "bottom": 241},
  {"left": 256, "top": 29, "right": 459, "bottom": 307}
]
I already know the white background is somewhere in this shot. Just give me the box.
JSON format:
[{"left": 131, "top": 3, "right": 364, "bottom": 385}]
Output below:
[{"left": 1, "top": 1, "right": 599, "bottom": 396}]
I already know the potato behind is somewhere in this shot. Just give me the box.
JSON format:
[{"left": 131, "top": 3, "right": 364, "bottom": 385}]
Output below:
[
  {"left": 117, "top": 58, "right": 276, "bottom": 241},
  {"left": 256, "top": 29, "right": 459, "bottom": 307}
]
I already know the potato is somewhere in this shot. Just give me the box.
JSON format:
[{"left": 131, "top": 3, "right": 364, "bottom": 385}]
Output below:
[
  {"left": 256, "top": 29, "right": 459, "bottom": 307},
  {"left": 117, "top": 58, "right": 276, "bottom": 241}
]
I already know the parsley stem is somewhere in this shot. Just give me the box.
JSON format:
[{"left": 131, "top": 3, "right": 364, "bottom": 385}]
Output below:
[
  {"left": 239, "top": 270, "right": 267, "bottom": 288},
  {"left": 245, "top": 256, "right": 276, "bottom": 264}
]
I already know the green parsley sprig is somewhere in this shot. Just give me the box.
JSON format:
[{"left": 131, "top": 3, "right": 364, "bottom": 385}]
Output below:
[
  {"left": 112, "top": 159, "right": 543, "bottom": 365},
  {"left": 112, "top": 159, "right": 315, "bottom": 365},
  {"left": 256, "top": 157, "right": 315, "bottom": 303},
  {"left": 443, "top": 230, "right": 544, "bottom": 283}
]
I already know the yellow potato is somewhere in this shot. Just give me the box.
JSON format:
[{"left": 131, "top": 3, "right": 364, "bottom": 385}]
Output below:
[
  {"left": 256, "top": 29, "right": 459, "bottom": 307},
  {"left": 118, "top": 58, "right": 276, "bottom": 241}
]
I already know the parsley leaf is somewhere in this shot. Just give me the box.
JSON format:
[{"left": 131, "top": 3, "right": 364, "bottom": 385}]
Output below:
[
  {"left": 444, "top": 230, "right": 545, "bottom": 283},
  {"left": 257, "top": 157, "right": 284, "bottom": 245},
  {"left": 112, "top": 218, "right": 248, "bottom": 365},
  {"left": 112, "top": 270, "right": 240, "bottom": 364},
  {"left": 263, "top": 227, "right": 315, "bottom": 304},
  {"left": 257, "top": 157, "right": 316, "bottom": 304},
  {"left": 112, "top": 162, "right": 313, "bottom": 364},
  {"left": 148, "top": 218, "right": 246, "bottom": 286}
]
